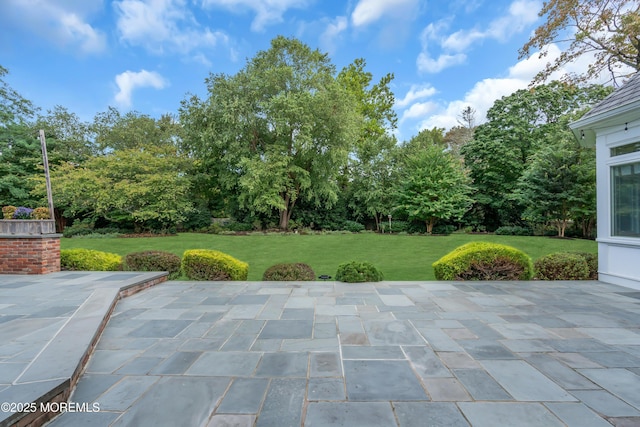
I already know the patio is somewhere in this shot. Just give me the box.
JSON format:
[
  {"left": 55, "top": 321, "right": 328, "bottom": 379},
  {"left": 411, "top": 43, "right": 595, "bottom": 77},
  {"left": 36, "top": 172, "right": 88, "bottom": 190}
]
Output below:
[{"left": 1, "top": 273, "right": 639, "bottom": 426}]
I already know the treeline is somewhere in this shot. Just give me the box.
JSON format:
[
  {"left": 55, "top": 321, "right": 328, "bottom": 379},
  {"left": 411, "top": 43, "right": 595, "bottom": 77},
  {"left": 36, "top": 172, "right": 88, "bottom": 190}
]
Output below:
[{"left": 0, "top": 38, "right": 611, "bottom": 238}]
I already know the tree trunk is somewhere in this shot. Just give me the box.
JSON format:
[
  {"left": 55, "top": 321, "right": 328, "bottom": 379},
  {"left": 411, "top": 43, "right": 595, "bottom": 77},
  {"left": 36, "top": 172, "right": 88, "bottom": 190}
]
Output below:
[
  {"left": 426, "top": 219, "right": 435, "bottom": 234},
  {"left": 279, "top": 209, "right": 289, "bottom": 230}
]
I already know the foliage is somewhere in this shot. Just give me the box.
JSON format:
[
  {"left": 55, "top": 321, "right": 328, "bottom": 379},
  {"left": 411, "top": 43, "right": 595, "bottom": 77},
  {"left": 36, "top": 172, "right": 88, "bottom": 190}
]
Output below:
[
  {"left": 2, "top": 206, "right": 16, "bottom": 219},
  {"left": 534, "top": 252, "right": 590, "bottom": 280},
  {"left": 335, "top": 261, "right": 383, "bottom": 282},
  {"left": 180, "top": 36, "right": 360, "bottom": 230},
  {"left": 181, "top": 249, "right": 248, "bottom": 281},
  {"left": 39, "top": 147, "right": 193, "bottom": 232},
  {"left": 395, "top": 142, "right": 473, "bottom": 234},
  {"left": 32, "top": 207, "right": 50, "bottom": 219},
  {"left": 124, "top": 250, "right": 182, "bottom": 279},
  {"left": 60, "top": 248, "right": 122, "bottom": 271},
  {"left": 432, "top": 224, "right": 456, "bottom": 235},
  {"left": 262, "top": 263, "right": 315, "bottom": 281},
  {"left": 462, "top": 82, "right": 611, "bottom": 230},
  {"left": 520, "top": 0, "right": 640, "bottom": 85},
  {"left": 570, "top": 252, "right": 598, "bottom": 279},
  {"left": 495, "top": 226, "right": 533, "bottom": 236},
  {"left": 433, "top": 242, "right": 533, "bottom": 280},
  {"left": 342, "top": 220, "right": 365, "bottom": 233}
]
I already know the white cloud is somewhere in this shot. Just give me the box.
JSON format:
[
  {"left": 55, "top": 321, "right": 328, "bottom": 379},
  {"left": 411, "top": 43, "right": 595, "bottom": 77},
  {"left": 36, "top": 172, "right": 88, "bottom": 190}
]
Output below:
[
  {"left": 417, "top": 0, "right": 541, "bottom": 74},
  {"left": 395, "top": 84, "right": 438, "bottom": 108},
  {"left": 319, "top": 16, "right": 348, "bottom": 54},
  {"left": 202, "top": 0, "right": 309, "bottom": 32},
  {"left": 114, "top": 70, "right": 168, "bottom": 109},
  {"left": 115, "top": 0, "right": 229, "bottom": 54},
  {"left": 0, "top": 0, "right": 106, "bottom": 54},
  {"left": 351, "top": 0, "right": 418, "bottom": 27}
]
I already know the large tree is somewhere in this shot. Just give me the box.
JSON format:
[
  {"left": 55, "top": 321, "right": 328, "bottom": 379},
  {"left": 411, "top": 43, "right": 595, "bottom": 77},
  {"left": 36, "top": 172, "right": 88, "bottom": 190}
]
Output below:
[
  {"left": 395, "top": 143, "right": 472, "bottom": 234},
  {"left": 461, "top": 81, "right": 611, "bottom": 229},
  {"left": 180, "top": 36, "right": 360, "bottom": 229},
  {"left": 520, "top": 0, "right": 640, "bottom": 85}
]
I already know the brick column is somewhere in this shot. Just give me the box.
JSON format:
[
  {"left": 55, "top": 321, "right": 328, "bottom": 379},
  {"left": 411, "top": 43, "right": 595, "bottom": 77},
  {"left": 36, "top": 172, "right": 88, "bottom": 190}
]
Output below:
[{"left": 0, "top": 235, "right": 61, "bottom": 274}]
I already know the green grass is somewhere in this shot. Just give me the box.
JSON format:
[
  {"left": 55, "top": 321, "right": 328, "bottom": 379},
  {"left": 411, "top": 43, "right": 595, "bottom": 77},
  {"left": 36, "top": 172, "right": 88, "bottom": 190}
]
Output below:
[{"left": 61, "top": 232, "right": 597, "bottom": 281}]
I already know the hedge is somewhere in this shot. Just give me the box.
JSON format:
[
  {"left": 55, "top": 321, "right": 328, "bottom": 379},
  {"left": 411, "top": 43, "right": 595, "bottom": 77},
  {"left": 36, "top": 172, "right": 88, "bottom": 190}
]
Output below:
[
  {"left": 432, "top": 242, "right": 533, "bottom": 280},
  {"left": 335, "top": 261, "right": 383, "bottom": 283},
  {"left": 262, "top": 263, "right": 315, "bottom": 281},
  {"left": 181, "top": 249, "right": 248, "bottom": 281},
  {"left": 124, "top": 250, "right": 182, "bottom": 279},
  {"left": 534, "top": 252, "right": 590, "bottom": 280},
  {"left": 60, "top": 248, "right": 122, "bottom": 271}
]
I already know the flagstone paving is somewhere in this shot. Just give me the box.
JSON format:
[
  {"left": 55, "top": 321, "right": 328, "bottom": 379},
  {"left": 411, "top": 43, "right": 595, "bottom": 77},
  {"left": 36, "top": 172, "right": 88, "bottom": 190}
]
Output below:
[{"left": 1, "top": 274, "right": 640, "bottom": 426}]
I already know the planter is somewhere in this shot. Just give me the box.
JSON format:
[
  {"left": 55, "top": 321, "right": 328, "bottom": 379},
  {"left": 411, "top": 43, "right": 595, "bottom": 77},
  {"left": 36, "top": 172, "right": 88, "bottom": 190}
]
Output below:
[{"left": 0, "top": 220, "right": 56, "bottom": 235}]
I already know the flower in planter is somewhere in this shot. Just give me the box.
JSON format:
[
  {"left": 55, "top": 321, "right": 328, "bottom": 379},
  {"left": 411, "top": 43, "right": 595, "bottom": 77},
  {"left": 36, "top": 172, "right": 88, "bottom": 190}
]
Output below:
[
  {"left": 32, "top": 207, "right": 50, "bottom": 219},
  {"left": 13, "top": 207, "right": 34, "bottom": 219},
  {"left": 1, "top": 206, "right": 17, "bottom": 219}
]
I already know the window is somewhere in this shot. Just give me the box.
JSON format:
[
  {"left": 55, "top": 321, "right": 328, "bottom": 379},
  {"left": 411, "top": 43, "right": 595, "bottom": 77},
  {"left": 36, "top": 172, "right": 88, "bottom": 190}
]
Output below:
[
  {"left": 612, "top": 161, "right": 640, "bottom": 237},
  {"left": 611, "top": 141, "right": 640, "bottom": 157}
]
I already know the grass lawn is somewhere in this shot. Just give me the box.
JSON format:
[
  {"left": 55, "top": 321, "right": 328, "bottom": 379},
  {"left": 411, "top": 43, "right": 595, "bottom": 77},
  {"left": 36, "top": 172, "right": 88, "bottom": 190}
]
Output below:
[{"left": 61, "top": 232, "right": 597, "bottom": 281}]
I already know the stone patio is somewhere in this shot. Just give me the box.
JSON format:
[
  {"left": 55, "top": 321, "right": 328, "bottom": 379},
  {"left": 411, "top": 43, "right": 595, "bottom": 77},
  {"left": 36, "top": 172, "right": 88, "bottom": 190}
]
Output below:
[{"left": 1, "top": 274, "right": 639, "bottom": 426}]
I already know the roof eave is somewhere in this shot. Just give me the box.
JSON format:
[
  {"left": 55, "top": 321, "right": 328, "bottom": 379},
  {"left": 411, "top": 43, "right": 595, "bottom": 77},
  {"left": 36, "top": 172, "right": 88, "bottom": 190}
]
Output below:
[{"left": 569, "top": 100, "right": 640, "bottom": 147}]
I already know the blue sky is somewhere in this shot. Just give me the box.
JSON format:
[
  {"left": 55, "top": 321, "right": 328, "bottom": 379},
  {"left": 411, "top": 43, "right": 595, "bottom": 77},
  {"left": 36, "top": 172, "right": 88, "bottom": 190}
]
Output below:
[{"left": 0, "top": 0, "right": 598, "bottom": 141}]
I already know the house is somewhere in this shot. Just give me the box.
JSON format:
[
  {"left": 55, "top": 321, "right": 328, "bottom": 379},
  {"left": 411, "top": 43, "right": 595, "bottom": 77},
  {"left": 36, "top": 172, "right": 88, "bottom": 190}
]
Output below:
[{"left": 569, "top": 73, "right": 640, "bottom": 289}]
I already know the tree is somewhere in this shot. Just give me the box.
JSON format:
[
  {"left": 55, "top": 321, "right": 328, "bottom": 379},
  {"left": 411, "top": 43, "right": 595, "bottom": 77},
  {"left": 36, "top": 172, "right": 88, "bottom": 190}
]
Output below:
[
  {"left": 180, "top": 36, "right": 360, "bottom": 230},
  {"left": 92, "top": 107, "right": 182, "bottom": 153},
  {"left": 515, "top": 128, "right": 593, "bottom": 237},
  {"left": 445, "top": 106, "right": 477, "bottom": 158},
  {"left": 395, "top": 143, "right": 473, "bottom": 234},
  {"left": 347, "top": 134, "right": 398, "bottom": 231},
  {"left": 520, "top": 0, "right": 640, "bottom": 85},
  {"left": 461, "top": 81, "right": 611, "bottom": 229},
  {"left": 33, "top": 106, "right": 95, "bottom": 164},
  {"left": 38, "top": 147, "right": 193, "bottom": 231}
]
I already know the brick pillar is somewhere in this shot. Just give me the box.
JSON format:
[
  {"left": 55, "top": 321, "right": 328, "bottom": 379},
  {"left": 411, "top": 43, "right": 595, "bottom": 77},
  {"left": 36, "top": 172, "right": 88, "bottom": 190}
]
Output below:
[{"left": 0, "top": 235, "right": 61, "bottom": 274}]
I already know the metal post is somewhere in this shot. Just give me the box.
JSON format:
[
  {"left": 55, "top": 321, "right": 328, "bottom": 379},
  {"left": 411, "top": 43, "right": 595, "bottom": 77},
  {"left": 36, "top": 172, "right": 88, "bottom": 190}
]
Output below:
[{"left": 38, "top": 130, "right": 55, "bottom": 220}]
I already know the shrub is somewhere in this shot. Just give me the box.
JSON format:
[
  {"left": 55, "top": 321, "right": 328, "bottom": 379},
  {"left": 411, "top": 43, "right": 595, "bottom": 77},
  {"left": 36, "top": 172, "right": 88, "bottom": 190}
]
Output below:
[
  {"left": 432, "top": 224, "right": 456, "bottom": 235},
  {"left": 2, "top": 206, "right": 17, "bottom": 219},
  {"left": 12, "top": 207, "right": 33, "bottom": 219},
  {"left": 32, "top": 207, "right": 50, "bottom": 219},
  {"left": 181, "top": 249, "right": 248, "bottom": 281},
  {"left": 433, "top": 242, "right": 533, "bottom": 281},
  {"left": 571, "top": 252, "right": 598, "bottom": 279},
  {"left": 335, "top": 261, "right": 383, "bottom": 283},
  {"left": 62, "top": 222, "right": 94, "bottom": 238},
  {"left": 495, "top": 226, "right": 533, "bottom": 236},
  {"left": 534, "top": 252, "right": 590, "bottom": 280},
  {"left": 125, "top": 250, "right": 182, "bottom": 279},
  {"left": 60, "top": 249, "right": 122, "bottom": 271},
  {"left": 262, "top": 263, "right": 315, "bottom": 281},
  {"left": 224, "top": 221, "right": 254, "bottom": 232},
  {"left": 342, "top": 220, "right": 365, "bottom": 233}
]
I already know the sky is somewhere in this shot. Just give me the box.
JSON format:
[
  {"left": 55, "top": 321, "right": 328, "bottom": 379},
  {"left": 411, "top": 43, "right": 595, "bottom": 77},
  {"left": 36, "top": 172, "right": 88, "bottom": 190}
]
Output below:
[{"left": 0, "top": 0, "right": 603, "bottom": 141}]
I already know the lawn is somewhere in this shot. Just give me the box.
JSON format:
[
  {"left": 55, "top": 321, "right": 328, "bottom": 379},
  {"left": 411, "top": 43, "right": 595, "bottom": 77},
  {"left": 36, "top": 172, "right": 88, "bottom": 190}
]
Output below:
[{"left": 60, "top": 232, "right": 597, "bottom": 281}]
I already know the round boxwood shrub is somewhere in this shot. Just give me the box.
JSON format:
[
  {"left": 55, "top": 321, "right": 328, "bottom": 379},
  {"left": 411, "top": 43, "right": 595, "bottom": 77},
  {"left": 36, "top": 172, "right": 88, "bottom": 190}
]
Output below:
[
  {"left": 432, "top": 242, "right": 533, "bottom": 281},
  {"left": 534, "top": 252, "right": 590, "bottom": 280},
  {"left": 262, "top": 263, "right": 315, "bottom": 281},
  {"left": 124, "top": 250, "right": 182, "bottom": 279},
  {"left": 569, "top": 252, "right": 598, "bottom": 279},
  {"left": 60, "top": 248, "right": 122, "bottom": 271},
  {"left": 335, "top": 261, "right": 383, "bottom": 283},
  {"left": 181, "top": 249, "right": 248, "bottom": 281}
]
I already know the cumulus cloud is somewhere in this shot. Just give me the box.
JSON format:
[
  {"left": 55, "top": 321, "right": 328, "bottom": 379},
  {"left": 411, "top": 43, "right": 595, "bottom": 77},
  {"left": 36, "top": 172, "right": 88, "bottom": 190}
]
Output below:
[
  {"left": 114, "top": 70, "right": 168, "bottom": 109},
  {"left": 351, "top": 0, "right": 418, "bottom": 27},
  {"left": 202, "top": 0, "right": 309, "bottom": 32},
  {"left": 0, "top": 0, "right": 106, "bottom": 54},
  {"left": 417, "top": 0, "right": 541, "bottom": 74},
  {"left": 115, "top": 0, "right": 229, "bottom": 54}
]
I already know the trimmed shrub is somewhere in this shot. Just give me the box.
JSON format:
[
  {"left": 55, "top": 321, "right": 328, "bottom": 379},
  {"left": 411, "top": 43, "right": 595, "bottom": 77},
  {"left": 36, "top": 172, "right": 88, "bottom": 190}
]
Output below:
[
  {"left": 336, "top": 261, "right": 383, "bottom": 283},
  {"left": 494, "top": 226, "right": 533, "bottom": 236},
  {"left": 2, "top": 206, "right": 16, "bottom": 219},
  {"left": 60, "top": 248, "right": 122, "bottom": 271},
  {"left": 262, "top": 263, "right": 315, "bottom": 281},
  {"left": 342, "top": 220, "right": 365, "bottom": 233},
  {"left": 182, "top": 249, "right": 248, "bottom": 281},
  {"left": 571, "top": 252, "right": 598, "bottom": 279},
  {"left": 125, "top": 250, "right": 182, "bottom": 279},
  {"left": 433, "top": 242, "right": 533, "bottom": 281},
  {"left": 534, "top": 252, "right": 590, "bottom": 280}
]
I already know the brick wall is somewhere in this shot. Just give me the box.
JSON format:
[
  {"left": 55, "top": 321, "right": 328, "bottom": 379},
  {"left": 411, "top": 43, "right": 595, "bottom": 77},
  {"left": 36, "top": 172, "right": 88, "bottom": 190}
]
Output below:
[{"left": 0, "top": 236, "right": 61, "bottom": 274}]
